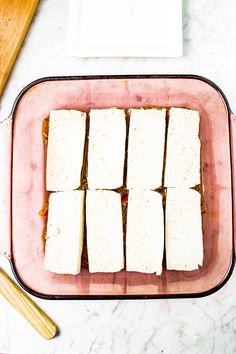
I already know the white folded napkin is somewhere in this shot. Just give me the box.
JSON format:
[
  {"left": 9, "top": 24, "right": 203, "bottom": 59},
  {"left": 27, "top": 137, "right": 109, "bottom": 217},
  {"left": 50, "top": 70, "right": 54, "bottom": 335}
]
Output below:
[{"left": 68, "top": 0, "right": 183, "bottom": 58}]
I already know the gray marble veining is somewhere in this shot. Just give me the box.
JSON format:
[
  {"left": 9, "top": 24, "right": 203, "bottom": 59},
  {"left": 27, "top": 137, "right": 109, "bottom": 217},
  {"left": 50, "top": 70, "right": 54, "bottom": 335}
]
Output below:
[{"left": 1, "top": 0, "right": 236, "bottom": 353}]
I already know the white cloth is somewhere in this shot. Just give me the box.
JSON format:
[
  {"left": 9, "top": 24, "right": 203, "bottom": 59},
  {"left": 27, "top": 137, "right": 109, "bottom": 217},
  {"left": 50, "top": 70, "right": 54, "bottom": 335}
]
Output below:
[{"left": 68, "top": 0, "right": 183, "bottom": 57}]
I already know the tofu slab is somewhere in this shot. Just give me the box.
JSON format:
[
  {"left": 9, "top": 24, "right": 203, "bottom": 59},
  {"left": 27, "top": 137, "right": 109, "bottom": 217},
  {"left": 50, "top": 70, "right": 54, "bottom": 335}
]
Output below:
[
  {"left": 164, "top": 108, "right": 200, "bottom": 188},
  {"left": 44, "top": 191, "right": 85, "bottom": 275},
  {"left": 87, "top": 108, "right": 126, "bottom": 189},
  {"left": 46, "top": 110, "right": 86, "bottom": 191},
  {"left": 126, "top": 190, "right": 164, "bottom": 275},
  {"left": 86, "top": 190, "right": 124, "bottom": 272},
  {"left": 165, "top": 188, "right": 203, "bottom": 271},
  {"left": 127, "top": 109, "right": 166, "bottom": 189}
]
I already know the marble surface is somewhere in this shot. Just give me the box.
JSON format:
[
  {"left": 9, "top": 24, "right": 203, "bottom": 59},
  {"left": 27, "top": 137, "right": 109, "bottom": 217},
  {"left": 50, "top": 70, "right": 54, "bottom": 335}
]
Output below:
[{"left": 1, "top": 0, "right": 236, "bottom": 353}]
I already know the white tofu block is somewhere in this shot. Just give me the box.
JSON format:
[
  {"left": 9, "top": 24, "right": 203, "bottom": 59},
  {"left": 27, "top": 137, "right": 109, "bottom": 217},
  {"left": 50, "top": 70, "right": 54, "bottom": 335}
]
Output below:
[
  {"left": 165, "top": 188, "right": 203, "bottom": 271},
  {"left": 164, "top": 108, "right": 201, "bottom": 188},
  {"left": 46, "top": 110, "right": 86, "bottom": 191},
  {"left": 87, "top": 109, "right": 126, "bottom": 189},
  {"left": 126, "top": 190, "right": 164, "bottom": 275},
  {"left": 86, "top": 190, "right": 124, "bottom": 272},
  {"left": 44, "top": 191, "right": 85, "bottom": 275},
  {"left": 127, "top": 109, "right": 166, "bottom": 189}
]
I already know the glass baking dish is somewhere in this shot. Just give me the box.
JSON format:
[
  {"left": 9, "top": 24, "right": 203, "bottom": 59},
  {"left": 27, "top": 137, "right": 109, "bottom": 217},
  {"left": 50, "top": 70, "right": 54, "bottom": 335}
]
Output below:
[{"left": 0, "top": 75, "right": 235, "bottom": 299}]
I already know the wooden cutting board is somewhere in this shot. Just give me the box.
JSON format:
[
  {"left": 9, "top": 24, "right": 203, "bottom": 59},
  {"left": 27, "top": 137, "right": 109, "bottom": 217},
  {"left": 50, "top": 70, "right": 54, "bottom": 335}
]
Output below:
[{"left": 0, "top": 0, "right": 39, "bottom": 96}]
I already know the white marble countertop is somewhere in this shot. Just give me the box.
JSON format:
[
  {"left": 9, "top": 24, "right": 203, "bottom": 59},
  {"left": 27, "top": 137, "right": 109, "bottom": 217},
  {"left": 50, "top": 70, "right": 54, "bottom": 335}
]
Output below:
[{"left": 1, "top": 0, "right": 236, "bottom": 353}]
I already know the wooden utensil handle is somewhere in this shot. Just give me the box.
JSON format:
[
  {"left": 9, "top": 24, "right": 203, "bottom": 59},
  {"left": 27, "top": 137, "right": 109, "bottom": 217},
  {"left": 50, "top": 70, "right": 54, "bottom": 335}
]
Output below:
[{"left": 0, "top": 268, "right": 57, "bottom": 339}]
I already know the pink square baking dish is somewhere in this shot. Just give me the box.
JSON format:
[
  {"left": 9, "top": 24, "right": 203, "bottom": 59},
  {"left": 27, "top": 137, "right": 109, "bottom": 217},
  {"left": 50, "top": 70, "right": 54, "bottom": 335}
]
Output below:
[{"left": 0, "top": 74, "right": 236, "bottom": 299}]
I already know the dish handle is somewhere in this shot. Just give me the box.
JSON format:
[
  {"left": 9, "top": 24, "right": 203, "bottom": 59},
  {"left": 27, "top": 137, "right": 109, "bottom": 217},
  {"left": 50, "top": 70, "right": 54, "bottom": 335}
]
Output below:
[
  {"left": 230, "top": 113, "right": 236, "bottom": 255},
  {"left": 0, "top": 116, "right": 12, "bottom": 260}
]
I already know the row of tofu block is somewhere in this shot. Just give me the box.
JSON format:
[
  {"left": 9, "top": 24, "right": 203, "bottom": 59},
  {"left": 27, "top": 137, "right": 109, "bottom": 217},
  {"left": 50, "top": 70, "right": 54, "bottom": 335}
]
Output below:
[
  {"left": 44, "top": 188, "right": 203, "bottom": 275},
  {"left": 46, "top": 107, "right": 200, "bottom": 191}
]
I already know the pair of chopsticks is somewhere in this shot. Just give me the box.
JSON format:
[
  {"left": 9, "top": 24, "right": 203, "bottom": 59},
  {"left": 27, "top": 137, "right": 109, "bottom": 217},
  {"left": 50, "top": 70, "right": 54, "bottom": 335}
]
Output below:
[{"left": 0, "top": 267, "right": 57, "bottom": 339}]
